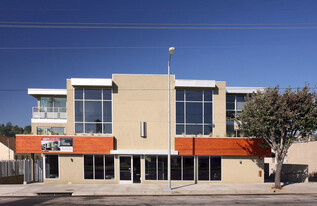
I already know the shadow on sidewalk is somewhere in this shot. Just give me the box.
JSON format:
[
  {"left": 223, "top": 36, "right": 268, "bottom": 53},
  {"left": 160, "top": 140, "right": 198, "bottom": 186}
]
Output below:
[{"left": 172, "top": 183, "right": 196, "bottom": 190}]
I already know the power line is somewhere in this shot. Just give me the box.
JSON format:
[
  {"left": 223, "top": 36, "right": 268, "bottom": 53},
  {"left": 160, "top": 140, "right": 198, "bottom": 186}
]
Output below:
[
  {"left": 1, "top": 21, "right": 317, "bottom": 26},
  {"left": 1, "top": 24, "right": 317, "bottom": 30}
]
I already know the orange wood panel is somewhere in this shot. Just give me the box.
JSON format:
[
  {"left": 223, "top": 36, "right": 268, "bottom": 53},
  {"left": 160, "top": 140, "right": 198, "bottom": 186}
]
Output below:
[
  {"left": 175, "top": 137, "right": 271, "bottom": 156},
  {"left": 16, "top": 135, "right": 114, "bottom": 154}
]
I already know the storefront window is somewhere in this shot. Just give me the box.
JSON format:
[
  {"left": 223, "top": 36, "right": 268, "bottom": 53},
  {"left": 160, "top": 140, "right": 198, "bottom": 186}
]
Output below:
[
  {"left": 145, "top": 156, "right": 194, "bottom": 181},
  {"left": 198, "top": 156, "right": 221, "bottom": 181},
  {"left": 45, "top": 155, "right": 59, "bottom": 179},
  {"left": 84, "top": 155, "right": 114, "bottom": 180}
]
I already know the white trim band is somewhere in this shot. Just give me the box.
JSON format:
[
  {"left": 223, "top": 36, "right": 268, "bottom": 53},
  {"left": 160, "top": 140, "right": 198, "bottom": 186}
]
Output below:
[
  {"left": 175, "top": 79, "right": 216, "bottom": 88},
  {"left": 226, "top": 87, "right": 265, "bottom": 94},
  {"left": 110, "top": 150, "right": 179, "bottom": 155},
  {"left": 31, "top": 119, "right": 67, "bottom": 124},
  {"left": 71, "top": 78, "right": 112, "bottom": 86},
  {"left": 28, "top": 89, "right": 67, "bottom": 96}
]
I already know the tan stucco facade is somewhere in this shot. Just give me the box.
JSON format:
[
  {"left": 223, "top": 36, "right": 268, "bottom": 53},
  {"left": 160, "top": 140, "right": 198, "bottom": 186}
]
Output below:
[
  {"left": 28, "top": 74, "right": 266, "bottom": 184},
  {"left": 222, "top": 156, "right": 264, "bottom": 183}
]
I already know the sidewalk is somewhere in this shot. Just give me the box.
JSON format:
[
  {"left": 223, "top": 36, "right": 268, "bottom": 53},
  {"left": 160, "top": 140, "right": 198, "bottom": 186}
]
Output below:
[{"left": 0, "top": 182, "right": 317, "bottom": 196}]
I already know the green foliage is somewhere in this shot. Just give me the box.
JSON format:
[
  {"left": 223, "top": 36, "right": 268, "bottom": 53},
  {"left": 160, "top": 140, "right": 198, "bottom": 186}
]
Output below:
[
  {"left": 0, "top": 122, "right": 31, "bottom": 137},
  {"left": 236, "top": 85, "right": 317, "bottom": 152}
]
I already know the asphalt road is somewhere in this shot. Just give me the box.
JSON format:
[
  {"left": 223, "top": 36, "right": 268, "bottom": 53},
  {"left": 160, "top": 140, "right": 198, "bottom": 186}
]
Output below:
[{"left": 0, "top": 194, "right": 317, "bottom": 205}]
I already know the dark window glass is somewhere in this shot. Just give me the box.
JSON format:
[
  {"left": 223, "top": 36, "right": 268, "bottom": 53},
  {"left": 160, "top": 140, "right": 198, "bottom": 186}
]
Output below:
[
  {"left": 103, "top": 123, "right": 112, "bottom": 134},
  {"left": 75, "top": 101, "right": 83, "bottom": 122},
  {"left": 176, "top": 90, "right": 184, "bottom": 101},
  {"left": 226, "top": 95, "right": 235, "bottom": 102},
  {"left": 186, "top": 90, "right": 202, "bottom": 101},
  {"left": 95, "top": 155, "right": 104, "bottom": 179},
  {"left": 75, "top": 89, "right": 83, "bottom": 99},
  {"left": 103, "top": 101, "right": 112, "bottom": 122},
  {"left": 171, "top": 156, "right": 181, "bottom": 180},
  {"left": 204, "top": 91, "right": 212, "bottom": 101},
  {"left": 226, "top": 111, "right": 235, "bottom": 119},
  {"left": 145, "top": 156, "right": 157, "bottom": 180},
  {"left": 226, "top": 121, "right": 235, "bottom": 137},
  {"left": 226, "top": 103, "right": 235, "bottom": 110},
  {"left": 75, "top": 123, "right": 83, "bottom": 133},
  {"left": 198, "top": 156, "right": 209, "bottom": 180},
  {"left": 85, "top": 89, "right": 102, "bottom": 100},
  {"left": 103, "top": 89, "right": 112, "bottom": 100},
  {"left": 176, "top": 102, "right": 184, "bottom": 123},
  {"left": 186, "top": 103, "right": 202, "bottom": 123},
  {"left": 186, "top": 125, "right": 203, "bottom": 135},
  {"left": 210, "top": 157, "right": 221, "bottom": 180},
  {"left": 204, "top": 125, "right": 213, "bottom": 136},
  {"left": 183, "top": 156, "right": 194, "bottom": 180},
  {"left": 204, "top": 103, "right": 212, "bottom": 124},
  {"left": 105, "top": 156, "right": 115, "bottom": 179},
  {"left": 85, "top": 123, "right": 102, "bottom": 133},
  {"left": 85, "top": 101, "right": 102, "bottom": 122},
  {"left": 158, "top": 156, "right": 167, "bottom": 180},
  {"left": 84, "top": 155, "right": 93, "bottom": 179},
  {"left": 45, "top": 155, "right": 59, "bottom": 178},
  {"left": 176, "top": 125, "right": 184, "bottom": 135},
  {"left": 236, "top": 96, "right": 245, "bottom": 103}
]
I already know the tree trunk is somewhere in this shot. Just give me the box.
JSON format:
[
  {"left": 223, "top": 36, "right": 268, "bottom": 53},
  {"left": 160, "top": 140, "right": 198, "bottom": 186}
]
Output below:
[{"left": 274, "top": 160, "right": 283, "bottom": 189}]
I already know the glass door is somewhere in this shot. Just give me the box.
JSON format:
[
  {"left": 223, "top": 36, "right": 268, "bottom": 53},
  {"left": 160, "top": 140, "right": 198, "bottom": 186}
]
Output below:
[
  {"left": 119, "top": 156, "right": 132, "bottom": 183},
  {"left": 119, "top": 156, "right": 141, "bottom": 183}
]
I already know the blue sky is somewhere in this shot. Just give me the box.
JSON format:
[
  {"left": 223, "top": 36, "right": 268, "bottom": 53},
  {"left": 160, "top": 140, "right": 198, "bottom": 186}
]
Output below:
[{"left": 0, "top": 0, "right": 317, "bottom": 127}]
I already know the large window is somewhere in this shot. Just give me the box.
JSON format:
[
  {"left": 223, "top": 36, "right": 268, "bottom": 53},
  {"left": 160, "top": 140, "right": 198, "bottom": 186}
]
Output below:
[
  {"left": 198, "top": 156, "right": 221, "bottom": 181},
  {"left": 84, "top": 155, "right": 115, "bottom": 180},
  {"left": 145, "top": 156, "right": 194, "bottom": 181},
  {"left": 37, "top": 127, "right": 65, "bottom": 135},
  {"left": 226, "top": 95, "right": 246, "bottom": 137},
  {"left": 45, "top": 155, "right": 59, "bottom": 179},
  {"left": 176, "top": 90, "right": 213, "bottom": 136},
  {"left": 75, "top": 89, "right": 112, "bottom": 134}
]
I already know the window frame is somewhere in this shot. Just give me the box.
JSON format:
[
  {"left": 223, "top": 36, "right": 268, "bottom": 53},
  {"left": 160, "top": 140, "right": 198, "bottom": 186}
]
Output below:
[
  {"left": 175, "top": 90, "right": 213, "bottom": 136},
  {"left": 226, "top": 95, "right": 246, "bottom": 137},
  {"left": 43, "top": 154, "right": 60, "bottom": 180},
  {"left": 145, "top": 155, "right": 195, "bottom": 181},
  {"left": 74, "top": 88, "right": 113, "bottom": 134},
  {"left": 83, "top": 154, "right": 115, "bottom": 181},
  {"left": 197, "top": 156, "right": 222, "bottom": 182}
]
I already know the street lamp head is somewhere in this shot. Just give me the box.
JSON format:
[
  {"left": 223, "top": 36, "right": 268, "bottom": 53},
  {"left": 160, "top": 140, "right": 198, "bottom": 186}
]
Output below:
[{"left": 169, "top": 47, "right": 175, "bottom": 55}]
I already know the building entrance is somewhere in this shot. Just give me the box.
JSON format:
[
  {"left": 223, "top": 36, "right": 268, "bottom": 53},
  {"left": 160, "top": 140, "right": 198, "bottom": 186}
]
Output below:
[{"left": 119, "top": 155, "right": 141, "bottom": 183}]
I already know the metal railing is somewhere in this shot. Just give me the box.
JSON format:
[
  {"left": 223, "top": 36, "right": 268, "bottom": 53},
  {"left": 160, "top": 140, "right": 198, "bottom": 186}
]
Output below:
[{"left": 32, "top": 107, "right": 67, "bottom": 119}]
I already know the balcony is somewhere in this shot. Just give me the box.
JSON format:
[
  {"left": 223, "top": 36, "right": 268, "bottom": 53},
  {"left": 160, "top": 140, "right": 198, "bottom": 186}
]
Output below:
[{"left": 32, "top": 107, "right": 67, "bottom": 123}]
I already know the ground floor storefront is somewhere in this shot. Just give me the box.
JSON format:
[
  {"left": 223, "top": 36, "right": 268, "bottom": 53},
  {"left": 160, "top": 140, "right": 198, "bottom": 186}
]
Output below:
[{"left": 43, "top": 154, "right": 265, "bottom": 184}]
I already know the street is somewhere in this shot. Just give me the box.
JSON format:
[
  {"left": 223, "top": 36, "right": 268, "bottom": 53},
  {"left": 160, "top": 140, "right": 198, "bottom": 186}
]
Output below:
[{"left": 1, "top": 194, "right": 317, "bottom": 206}]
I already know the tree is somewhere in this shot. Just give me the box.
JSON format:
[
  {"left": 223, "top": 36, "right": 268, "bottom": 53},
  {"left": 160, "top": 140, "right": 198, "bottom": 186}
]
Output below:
[
  {"left": 0, "top": 122, "right": 30, "bottom": 137},
  {"left": 236, "top": 85, "right": 317, "bottom": 189}
]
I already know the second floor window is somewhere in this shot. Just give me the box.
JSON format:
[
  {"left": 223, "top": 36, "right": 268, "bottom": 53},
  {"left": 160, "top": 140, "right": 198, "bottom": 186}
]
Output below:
[
  {"left": 176, "top": 90, "right": 213, "bottom": 136},
  {"left": 226, "top": 95, "right": 246, "bottom": 137},
  {"left": 75, "top": 88, "right": 112, "bottom": 134}
]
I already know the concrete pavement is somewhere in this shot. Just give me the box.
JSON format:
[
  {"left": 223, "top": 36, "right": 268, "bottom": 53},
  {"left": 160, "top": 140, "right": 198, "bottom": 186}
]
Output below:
[{"left": 0, "top": 182, "right": 316, "bottom": 196}]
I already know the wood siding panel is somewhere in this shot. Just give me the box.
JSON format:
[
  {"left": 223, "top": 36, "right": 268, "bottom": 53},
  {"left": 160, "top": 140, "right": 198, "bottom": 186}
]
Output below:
[
  {"left": 175, "top": 138, "right": 271, "bottom": 156},
  {"left": 16, "top": 135, "right": 114, "bottom": 154}
]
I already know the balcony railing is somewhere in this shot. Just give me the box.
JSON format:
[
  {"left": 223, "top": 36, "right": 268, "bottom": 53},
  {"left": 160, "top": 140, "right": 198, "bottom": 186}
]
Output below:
[{"left": 32, "top": 107, "right": 67, "bottom": 119}]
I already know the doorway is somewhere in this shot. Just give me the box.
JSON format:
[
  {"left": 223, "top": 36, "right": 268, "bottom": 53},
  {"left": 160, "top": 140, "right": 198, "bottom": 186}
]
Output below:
[{"left": 119, "top": 155, "right": 141, "bottom": 183}]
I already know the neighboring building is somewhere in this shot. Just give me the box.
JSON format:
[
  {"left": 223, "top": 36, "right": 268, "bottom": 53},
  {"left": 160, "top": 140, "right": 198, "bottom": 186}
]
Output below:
[
  {"left": 0, "top": 136, "right": 15, "bottom": 160},
  {"left": 16, "top": 74, "right": 270, "bottom": 184}
]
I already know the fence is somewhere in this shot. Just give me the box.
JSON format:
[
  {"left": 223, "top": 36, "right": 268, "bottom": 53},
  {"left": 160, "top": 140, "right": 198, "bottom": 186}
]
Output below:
[{"left": 0, "top": 159, "right": 43, "bottom": 183}]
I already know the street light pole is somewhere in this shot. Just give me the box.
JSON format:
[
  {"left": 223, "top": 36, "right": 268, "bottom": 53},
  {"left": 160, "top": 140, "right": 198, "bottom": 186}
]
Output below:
[{"left": 168, "top": 47, "right": 175, "bottom": 191}]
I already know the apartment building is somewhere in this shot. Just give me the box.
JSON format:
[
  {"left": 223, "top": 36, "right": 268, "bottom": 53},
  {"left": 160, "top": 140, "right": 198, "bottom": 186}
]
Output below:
[{"left": 16, "top": 74, "right": 270, "bottom": 184}]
